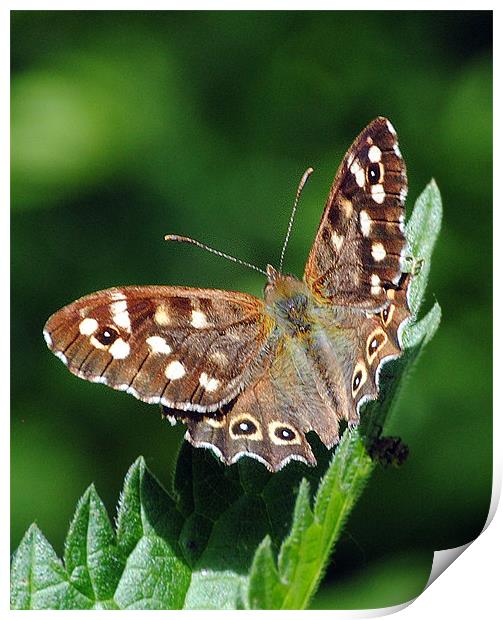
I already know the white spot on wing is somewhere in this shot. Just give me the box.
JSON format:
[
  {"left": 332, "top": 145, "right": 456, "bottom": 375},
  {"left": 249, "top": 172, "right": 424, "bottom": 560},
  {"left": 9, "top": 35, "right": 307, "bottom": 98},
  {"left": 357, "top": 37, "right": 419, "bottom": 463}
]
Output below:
[
  {"left": 368, "top": 145, "right": 382, "bottom": 163},
  {"left": 165, "top": 360, "right": 186, "bottom": 380},
  {"left": 146, "top": 336, "right": 172, "bottom": 354},
  {"left": 331, "top": 232, "right": 344, "bottom": 251},
  {"left": 356, "top": 168, "right": 365, "bottom": 188},
  {"left": 341, "top": 197, "right": 353, "bottom": 218},
  {"left": 112, "top": 300, "right": 127, "bottom": 313},
  {"left": 350, "top": 159, "right": 365, "bottom": 187},
  {"left": 360, "top": 210, "right": 372, "bottom": 236},
  {"left": 191, "top": 309, "right": 209, "bottom": 329},
  {"left": 371, "top": 274, "right": 381, "bottom": 295},
  {"left": 371, "top": 184, "right": 386, "bottom": 204},
  {"left": 112, "top": 300, "right": 131, "bottom": 331},
  {"left": 109, "top": 338, "right": 130, "bottom": 359},
  {"left": 393, "top": 143, "right": 402, "bottom": 157},
  {"left": 155, "top": 305, "right": 171, "bottom": 326},
  {"left": 79, "top": 317, "right": 98, "bottom": 336},
  {"left": 199, "top": 372, "right": 220, "bottom": 392},
  {"left": 371, "top": 242, "right": 386, "bottom": 262},
  {"left": 113, "top": 311, "right": 131, "bottom": 331}
]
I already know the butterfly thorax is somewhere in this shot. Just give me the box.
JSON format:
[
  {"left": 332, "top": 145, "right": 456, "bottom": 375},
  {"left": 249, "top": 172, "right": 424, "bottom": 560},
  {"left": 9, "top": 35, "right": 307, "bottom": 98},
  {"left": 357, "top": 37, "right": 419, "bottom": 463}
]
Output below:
[{"left": 264, "top": 268, "right": 313, "bottom": 335}]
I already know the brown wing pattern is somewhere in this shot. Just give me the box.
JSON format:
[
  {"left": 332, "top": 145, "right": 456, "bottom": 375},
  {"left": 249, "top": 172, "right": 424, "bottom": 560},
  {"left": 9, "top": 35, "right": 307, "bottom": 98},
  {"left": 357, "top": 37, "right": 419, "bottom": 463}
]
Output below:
[
  {"left": 180, "top": 340, "right": 342, "bottom": 471},
  {"left": 180, "top": 277, "right": 410, "bottom": 472},
  {"left": 304, "top": 117, "right": 408, "bottom": 310},
  {"left": 341, "top": 273, "right": 411, "bottom": 421},
  {"left": 44, "top": 286, "right": 274, "bottom": 413}
]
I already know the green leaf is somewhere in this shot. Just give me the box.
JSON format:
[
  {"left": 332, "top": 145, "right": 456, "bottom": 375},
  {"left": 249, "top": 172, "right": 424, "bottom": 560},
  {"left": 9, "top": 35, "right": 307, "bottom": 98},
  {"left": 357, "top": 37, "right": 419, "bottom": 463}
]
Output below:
[
  {"left": 11, "top": 524, "right": 90, "bottom": 609},
  {"left": 12, "top": 182, "right": 442, "bottom": 610},
  {"left": 173, "top": 442, "right": 326, "bottom": 609},
  {"left": 113, "top": 458, "right": 191, "bottom": 609},
  {"left": 11, "top": 459, "right": 192, "bottom": 609},
  {"left": 405, "top": 179, "right": 443, "bottom": 317},
  {"left": 247, "top": 432, "right": 372, "bottom": 609}
]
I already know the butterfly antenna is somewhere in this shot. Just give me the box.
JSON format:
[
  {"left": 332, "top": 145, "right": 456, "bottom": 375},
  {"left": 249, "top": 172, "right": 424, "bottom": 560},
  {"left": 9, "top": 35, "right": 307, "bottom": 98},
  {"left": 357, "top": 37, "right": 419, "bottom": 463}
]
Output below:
[
  {"left": 279, "top": 167, "right": 314, "bottom": 273},
  {"left": 164, "top": 234, "right": 268, "bottom": 277}
]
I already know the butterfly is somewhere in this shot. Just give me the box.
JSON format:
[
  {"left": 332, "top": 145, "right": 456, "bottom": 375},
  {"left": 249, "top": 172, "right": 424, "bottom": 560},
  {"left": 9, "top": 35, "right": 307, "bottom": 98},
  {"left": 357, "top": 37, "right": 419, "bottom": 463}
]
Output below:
[{"left": 43, "top": 117, "right": 411, "bottom": 472}]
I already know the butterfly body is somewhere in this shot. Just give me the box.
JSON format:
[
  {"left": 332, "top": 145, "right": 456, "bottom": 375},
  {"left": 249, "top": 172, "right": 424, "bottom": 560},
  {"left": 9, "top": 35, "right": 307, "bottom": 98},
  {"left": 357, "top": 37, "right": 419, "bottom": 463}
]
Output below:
[
  {"left": 44, "top": 117, "right": 412, "bottom": 471},
  {"left": 265, "top": 269, "right": 369, "bottom": 422},
  {"left": 264, "top": 268, "right": 312, "bottom": 335}
]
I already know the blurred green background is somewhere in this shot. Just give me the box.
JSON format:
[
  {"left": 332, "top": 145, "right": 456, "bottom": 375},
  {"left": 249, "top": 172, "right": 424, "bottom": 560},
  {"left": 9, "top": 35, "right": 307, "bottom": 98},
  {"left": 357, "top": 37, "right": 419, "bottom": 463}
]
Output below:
[{"left": 11, "top": 10, "right": 492, "bottom": 609}]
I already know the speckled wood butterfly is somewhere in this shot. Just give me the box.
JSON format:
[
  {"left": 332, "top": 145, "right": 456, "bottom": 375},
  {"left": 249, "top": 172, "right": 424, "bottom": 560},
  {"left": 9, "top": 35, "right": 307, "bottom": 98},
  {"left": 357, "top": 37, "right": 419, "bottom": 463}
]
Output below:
[{"left": 44, "top": 117, "right": 411, "bottom": 471}]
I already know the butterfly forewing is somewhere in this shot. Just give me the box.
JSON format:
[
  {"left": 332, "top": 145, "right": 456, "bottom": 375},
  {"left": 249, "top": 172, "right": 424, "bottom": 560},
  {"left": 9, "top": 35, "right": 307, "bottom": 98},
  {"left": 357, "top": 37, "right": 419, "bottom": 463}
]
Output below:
[
  {"left": 44, "top": 286, "right": 274, "bottom": 413},
  {"left": 304, "top": 117, "right": 408, "bottom": 310}
]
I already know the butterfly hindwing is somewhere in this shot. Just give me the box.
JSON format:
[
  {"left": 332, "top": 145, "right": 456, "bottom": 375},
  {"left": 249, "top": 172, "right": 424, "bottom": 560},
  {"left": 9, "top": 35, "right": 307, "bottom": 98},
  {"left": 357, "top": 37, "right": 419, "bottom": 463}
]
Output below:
[
  {"left": 339, "top": 273, "right": 411, "bottom": 421},
  {"left": 44, "top": 286, "right": 274, "bottom": 412},
  {"left": 180, "top": 350, "right": 343, "bottom": 471},
  {"left": 304, "top": 117, "right": 408, "bottom": 310}
]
